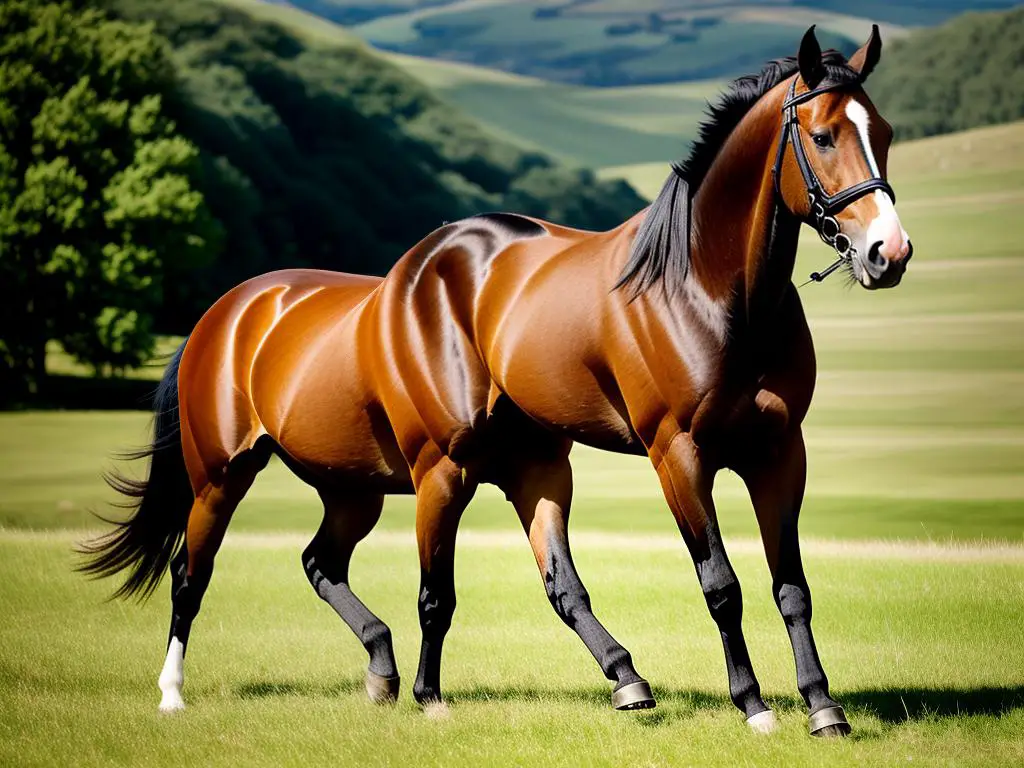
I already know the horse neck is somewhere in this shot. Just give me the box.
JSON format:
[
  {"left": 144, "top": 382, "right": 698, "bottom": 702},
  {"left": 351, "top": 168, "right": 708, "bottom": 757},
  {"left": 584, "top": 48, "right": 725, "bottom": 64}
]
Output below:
[{"left": 689, "top": 81, "right": 800, "bottom": 329}]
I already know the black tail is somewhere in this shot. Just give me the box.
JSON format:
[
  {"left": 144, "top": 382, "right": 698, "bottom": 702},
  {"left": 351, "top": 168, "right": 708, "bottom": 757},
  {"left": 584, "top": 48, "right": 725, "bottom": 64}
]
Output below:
[{"left": 77, "top": 342, "right": 193, "bottom": 600}]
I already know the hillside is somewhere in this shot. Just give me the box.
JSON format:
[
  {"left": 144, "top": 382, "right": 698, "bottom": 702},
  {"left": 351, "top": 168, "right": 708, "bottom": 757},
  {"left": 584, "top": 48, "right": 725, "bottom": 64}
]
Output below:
[
  {"left": 102, "top": 0, "right": 646, "bottom": 329},
  {"left": 375, "top": 6, "right": 1024, "bottom": 175},
  {"left": 320, "top": 0, "right": 1021, "bottom": 87},
  {"left": 869, "top": 6, "right": 1024, "bottom": 139}
]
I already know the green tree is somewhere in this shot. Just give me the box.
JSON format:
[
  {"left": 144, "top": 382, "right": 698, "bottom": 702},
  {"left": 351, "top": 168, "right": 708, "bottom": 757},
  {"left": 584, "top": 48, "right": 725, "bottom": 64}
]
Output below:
[{"left": 0, "top": 1, "right": 220, "bottom": 396}]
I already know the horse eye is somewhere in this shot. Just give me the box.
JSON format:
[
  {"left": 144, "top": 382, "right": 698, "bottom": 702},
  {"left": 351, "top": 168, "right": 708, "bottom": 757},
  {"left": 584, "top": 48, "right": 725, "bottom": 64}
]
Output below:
[{"left": 812, "top": 132, "right": 832, "bottom": 149}]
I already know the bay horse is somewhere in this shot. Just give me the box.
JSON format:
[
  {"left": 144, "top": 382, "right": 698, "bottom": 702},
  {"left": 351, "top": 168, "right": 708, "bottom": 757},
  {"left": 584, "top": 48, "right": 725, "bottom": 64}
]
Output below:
[{"left": 82, "top": 26, "right": 912, "bottom": 737}]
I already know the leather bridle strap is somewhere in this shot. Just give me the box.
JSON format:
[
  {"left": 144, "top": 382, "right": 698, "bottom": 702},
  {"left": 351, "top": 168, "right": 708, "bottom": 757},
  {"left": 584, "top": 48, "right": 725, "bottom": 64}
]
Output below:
[{"left": 773, "top": 79, "right": 895, "bottom": 277}]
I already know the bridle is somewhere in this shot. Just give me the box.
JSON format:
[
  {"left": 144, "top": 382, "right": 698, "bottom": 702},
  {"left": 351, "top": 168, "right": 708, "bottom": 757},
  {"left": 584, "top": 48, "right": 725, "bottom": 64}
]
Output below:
[{"left": 772, "top": 78, "right": 896, "bottom": 282}]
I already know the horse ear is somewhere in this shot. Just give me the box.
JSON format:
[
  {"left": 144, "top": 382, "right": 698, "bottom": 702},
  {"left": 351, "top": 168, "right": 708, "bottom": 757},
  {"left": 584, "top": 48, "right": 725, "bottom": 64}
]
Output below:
[
  {"left": 797, "top": 26, "right": 825, "bottom": 89},
  {"left": 848, "top": 24, "right": 882, "bottom": 80}
]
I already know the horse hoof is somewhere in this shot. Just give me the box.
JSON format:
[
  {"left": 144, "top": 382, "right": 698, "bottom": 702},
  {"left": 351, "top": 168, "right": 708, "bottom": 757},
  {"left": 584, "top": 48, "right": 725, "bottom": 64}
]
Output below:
[
  {"left": 365, "top": 670, "right": 400, "bottom": 704},
  {"left": 158, "top": 692, "right": 185, "bottom": 714},
  {"left": 746, "top": 709, "right": 778, "bottom": 734},
  {"left": 809, "top": 705, "right": 851, "bottom": 737},
  {"left": 423, "top": 700, "right": 450, "bottom": 720},
  {"left": 611, "top": 680, "right": 656, "bottom": 711}
]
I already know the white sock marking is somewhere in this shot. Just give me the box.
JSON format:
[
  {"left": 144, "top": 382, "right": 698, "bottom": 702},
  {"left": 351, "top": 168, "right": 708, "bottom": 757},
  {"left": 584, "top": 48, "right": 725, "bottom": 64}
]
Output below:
[{"left": 158, "top": 637, "right": 185, "bottom": 713}]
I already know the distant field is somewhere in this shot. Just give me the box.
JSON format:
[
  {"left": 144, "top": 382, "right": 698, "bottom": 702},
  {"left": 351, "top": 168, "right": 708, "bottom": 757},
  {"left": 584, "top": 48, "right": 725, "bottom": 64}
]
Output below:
[
  {"left": 384, "top": 53, "right": 718, "bottom": 166},
  {"left": 346, "top": 0, "right": 905, "bottom": 86}
]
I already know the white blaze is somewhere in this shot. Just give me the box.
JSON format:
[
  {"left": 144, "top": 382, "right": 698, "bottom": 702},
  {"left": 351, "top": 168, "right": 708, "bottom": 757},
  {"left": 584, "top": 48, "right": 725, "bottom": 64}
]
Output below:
[{"left": 844, "top": 100, "right": 908, "bottom": 257}]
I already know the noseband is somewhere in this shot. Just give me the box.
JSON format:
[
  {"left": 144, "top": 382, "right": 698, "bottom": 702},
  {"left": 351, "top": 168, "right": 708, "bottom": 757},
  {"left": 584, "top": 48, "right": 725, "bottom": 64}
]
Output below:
[{"left": 772, "top": 79, "right": 896, "bottom": 282}]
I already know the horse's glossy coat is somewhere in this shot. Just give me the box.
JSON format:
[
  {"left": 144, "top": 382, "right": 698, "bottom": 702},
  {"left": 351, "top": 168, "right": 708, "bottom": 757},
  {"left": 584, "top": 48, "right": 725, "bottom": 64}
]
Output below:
[{"left": 84, "top": 27, "right": 911, "bottom": 734}]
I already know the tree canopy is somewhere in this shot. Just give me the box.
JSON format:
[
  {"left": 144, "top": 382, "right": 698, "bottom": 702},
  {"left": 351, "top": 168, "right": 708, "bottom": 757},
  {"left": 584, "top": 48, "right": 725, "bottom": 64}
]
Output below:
[
  {"left": 1, "top": 0, "right": 646, "bottom": 400},
  {"left": 870, "top": 7, "right": 1024, "bottom": 139},
  {"left": 0, "top": 1, "right": 219, "bottom": 396}
]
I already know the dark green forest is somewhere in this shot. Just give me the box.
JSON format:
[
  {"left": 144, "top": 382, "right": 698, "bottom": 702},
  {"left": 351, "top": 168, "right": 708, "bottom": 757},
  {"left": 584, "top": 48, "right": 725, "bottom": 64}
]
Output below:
[
  {"left": 871, "top": 6, "right": 1024, "bottom": 139},
  {"left": 106, "top": 0, "right": 646, "bottom": 318},
  {"left": 0, "top": 0, "right": 644, "bottom": 398}
]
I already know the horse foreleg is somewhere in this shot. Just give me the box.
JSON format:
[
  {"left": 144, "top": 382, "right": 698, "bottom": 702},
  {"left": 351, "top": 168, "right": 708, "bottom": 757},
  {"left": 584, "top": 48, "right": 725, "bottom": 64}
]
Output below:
[
  {"left": 652, "top": 431, "right": 773, "bottom": 732},
  {"left": 739, "top": 428, "right": 850, "bottom": 737},
  {"left": 501, "top": 452, "right": 653, "bottom": 710}
]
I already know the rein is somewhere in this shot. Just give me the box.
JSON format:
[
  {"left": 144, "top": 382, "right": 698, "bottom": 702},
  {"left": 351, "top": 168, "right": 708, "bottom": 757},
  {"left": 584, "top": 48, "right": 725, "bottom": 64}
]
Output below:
[{"left": 772, "top": 79, "right": 895, "bottom": 284}]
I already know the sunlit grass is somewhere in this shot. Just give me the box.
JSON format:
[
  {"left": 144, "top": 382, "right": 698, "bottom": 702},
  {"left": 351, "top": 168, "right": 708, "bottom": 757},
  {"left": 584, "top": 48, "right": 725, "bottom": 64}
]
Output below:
[{"left": 1, "top": 535, "right": 1022, "bottom": 767}]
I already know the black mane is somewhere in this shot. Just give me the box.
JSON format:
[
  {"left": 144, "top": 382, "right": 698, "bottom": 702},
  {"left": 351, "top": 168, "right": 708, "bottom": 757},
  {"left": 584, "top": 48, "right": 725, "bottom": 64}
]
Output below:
[{"left": 616, "top": 50, "right": 861, "bottom": 299}]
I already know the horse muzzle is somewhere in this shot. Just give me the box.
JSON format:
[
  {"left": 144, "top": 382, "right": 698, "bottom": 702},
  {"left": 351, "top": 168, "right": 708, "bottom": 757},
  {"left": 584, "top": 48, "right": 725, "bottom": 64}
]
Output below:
[{"left": 854, "top": 239, "right": 913, "bottom": 289}]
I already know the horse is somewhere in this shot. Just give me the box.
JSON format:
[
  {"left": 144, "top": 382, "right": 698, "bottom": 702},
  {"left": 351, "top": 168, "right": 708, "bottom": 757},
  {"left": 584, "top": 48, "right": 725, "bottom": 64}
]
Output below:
[{"left": 81, "top": 25, "right": 912, "bottom": 737}]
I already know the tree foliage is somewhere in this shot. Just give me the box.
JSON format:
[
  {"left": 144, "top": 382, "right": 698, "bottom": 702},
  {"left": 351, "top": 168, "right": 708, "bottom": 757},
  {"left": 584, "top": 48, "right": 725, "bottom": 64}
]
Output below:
[
  {"left": 870, "top": 7, "right": 1024, "bottom": 140},
  {"left": 0, "top": 1, "right": 219, "bottom": 395}
]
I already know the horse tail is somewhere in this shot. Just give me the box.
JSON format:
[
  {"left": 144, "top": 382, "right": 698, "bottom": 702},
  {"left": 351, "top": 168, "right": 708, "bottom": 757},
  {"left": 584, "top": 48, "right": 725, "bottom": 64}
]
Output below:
[{"left": 78, "top": 341, "right": 193, "bottom": 601}]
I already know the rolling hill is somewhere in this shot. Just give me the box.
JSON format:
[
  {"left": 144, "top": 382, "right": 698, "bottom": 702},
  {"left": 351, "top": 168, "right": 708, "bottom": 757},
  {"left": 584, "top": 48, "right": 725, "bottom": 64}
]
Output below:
[
  {"left": 100, "top": 0, "right": 646, "bottom": 329},
  {"left": 868, "top": 6, "right": 1024, "bottom": 138},
  {"left": 317, "top": 0, "right": 1021, "bottom": 86}
]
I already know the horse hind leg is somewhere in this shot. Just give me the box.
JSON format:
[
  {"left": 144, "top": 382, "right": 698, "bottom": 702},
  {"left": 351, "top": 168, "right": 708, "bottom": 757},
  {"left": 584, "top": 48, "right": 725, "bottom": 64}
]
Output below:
[
  {"left": 411, "top": 452, "right": 477, "bottom": 709},
  {"left": 499, "top": 450, "right": 654, "bottom": 711},
  {"left": 302, "top": 490, "right": 400, "bottom": 704},
  {"left": 158, "top": 447, "right": 269, "bottom": 712}
]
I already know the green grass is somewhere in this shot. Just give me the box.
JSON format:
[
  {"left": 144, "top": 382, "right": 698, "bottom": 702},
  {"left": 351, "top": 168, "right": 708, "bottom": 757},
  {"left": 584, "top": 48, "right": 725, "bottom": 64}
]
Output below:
[
  {"left": 1, "top": 534, "right": 1023, "bottom": 766},
  {"left": 44, "top": 336, "right": 186, "bottom": 382}
]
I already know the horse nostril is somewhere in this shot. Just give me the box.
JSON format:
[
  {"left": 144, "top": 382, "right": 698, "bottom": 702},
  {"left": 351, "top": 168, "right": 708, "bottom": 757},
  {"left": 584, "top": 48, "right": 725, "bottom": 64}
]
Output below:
[
  {"left": 904, "top": 241, "right": 914, "bottom": 263},
  {"left": 867, "top": 241, "right": 886, "bottom": 268}
]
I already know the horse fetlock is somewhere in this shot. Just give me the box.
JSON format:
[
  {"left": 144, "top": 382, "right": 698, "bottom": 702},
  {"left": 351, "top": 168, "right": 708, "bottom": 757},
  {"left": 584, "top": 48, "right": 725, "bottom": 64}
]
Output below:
[
  {"left": 412, "top": 681, "right": 443, "bottom": 707},
  {"left": 362, "top": 621, "right": 398, "bottom": 676},
  {"left": 731, "top": 682, "right": 767, "bottom": 716}
]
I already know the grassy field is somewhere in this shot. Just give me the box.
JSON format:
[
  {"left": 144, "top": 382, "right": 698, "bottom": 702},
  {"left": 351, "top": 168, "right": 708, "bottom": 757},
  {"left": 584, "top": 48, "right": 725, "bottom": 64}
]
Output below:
[
  {"left": 2, "top": 115, "right": 1023, "bottom": 766},
  {"left": 2, "top": 534, "right": 1023, "bottom": 766}
]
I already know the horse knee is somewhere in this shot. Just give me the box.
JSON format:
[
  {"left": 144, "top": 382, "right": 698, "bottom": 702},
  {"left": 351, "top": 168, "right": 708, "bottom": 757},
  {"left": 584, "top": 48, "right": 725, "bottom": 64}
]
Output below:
[{"left": 302, "top": 542, "right": 349, "bottom": 595}]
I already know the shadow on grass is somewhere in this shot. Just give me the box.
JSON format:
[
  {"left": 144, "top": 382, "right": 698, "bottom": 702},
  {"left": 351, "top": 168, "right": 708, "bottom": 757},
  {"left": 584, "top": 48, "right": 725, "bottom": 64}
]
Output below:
[
  {"left": 230, "top": 677, "right": 1024, "bottom": 726},
  {"left": 449, "top": 682, "right": 1024, "bottom": 727},
  {"left": 845, "top": 685, "right": 1024, "bottom": 723},
  {"left": 234, "top": 677, "right": 363, "bottom": 700}
]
